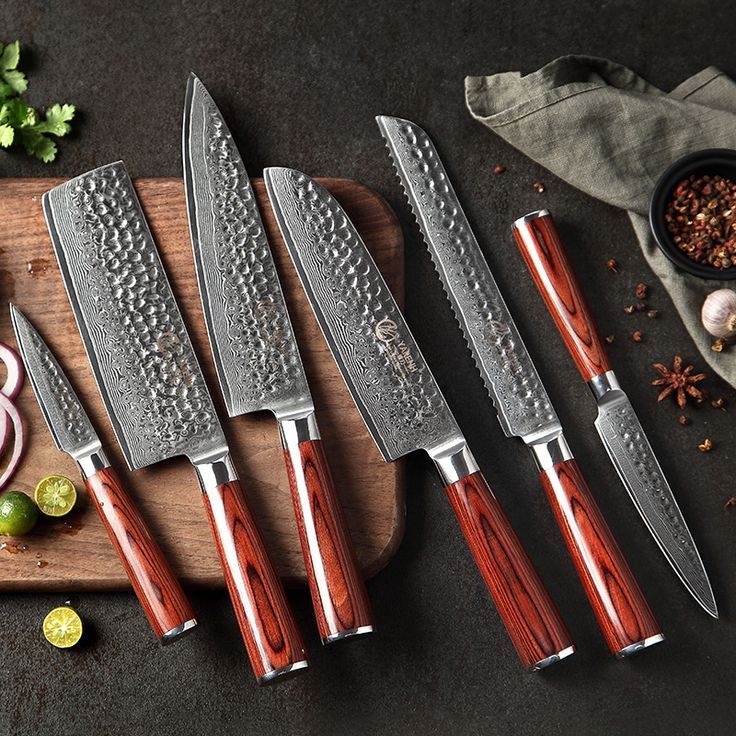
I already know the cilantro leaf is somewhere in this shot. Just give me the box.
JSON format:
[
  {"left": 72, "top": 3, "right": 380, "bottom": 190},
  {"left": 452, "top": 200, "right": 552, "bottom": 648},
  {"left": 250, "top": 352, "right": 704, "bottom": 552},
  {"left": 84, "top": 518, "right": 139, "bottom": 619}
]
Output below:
[
  {"left": 32, "top": 103, "right": 75, "bottom": 136},
  {"left": 0, "top": 123, "right": 14, "bottom": 147},
  {"left": 19, "top": 129, "right": 57, "bottom": 162},
  {"left": 0, "top": 41, "right": 27, "bottom": 96}
]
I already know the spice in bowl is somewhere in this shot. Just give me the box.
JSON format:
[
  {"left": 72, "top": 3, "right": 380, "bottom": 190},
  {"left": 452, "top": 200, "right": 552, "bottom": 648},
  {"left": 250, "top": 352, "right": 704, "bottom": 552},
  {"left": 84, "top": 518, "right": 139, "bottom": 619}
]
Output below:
[{"left": 665, "top": 174, "right": 736, "bottom": 269}]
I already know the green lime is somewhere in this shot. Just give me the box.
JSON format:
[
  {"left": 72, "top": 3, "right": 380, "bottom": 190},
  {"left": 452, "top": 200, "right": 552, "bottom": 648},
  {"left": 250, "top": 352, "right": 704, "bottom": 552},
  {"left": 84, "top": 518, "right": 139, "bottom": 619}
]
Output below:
[
  {"left": 0, "top": 491, "right": 39, "bottom": 536},
  {"left": 43, "top": 606, "right": 83, "bottom": 649},
  {"left": 34, "top": 475, "right": 77, "bottom": 517}
]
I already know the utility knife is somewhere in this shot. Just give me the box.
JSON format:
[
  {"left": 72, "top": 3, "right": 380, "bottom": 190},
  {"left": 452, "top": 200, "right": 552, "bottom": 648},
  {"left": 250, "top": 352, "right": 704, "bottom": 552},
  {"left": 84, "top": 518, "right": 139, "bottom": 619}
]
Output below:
[
  {"left": 513, "top": 209, "right": 717, "bottom": 618},
  {"left": 10, "top": 304, "right": 197, "bottom": 643},
  {"left": 42, "top": 162, "right": 308, "bottom": 683},
  {"left": 182, "top": 74, "right": 373, "bottom": 644},
  {"left": 378, "top": 115, "right": 664, "bottom": 655},
  {"left": 265, "top": 167, "right": 575, "bottom": 671}
]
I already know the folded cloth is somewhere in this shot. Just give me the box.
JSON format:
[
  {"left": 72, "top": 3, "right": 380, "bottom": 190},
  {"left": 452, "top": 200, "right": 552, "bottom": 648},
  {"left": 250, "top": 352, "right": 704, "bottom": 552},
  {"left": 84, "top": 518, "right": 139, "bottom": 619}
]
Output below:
[{"left": 465, "top": 55, "right": 736, "bottom": 386}]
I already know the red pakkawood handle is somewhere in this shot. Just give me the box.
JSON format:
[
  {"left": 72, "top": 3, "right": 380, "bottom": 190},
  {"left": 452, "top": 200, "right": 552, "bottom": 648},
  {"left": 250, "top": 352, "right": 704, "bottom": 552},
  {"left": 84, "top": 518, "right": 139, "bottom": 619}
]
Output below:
[
  {"left": 202, "top": 478, "right": 307, "bottom": 684},
  {"left": 444, "top": 470, "right": 574, "bottom": 670},
  {"left": 539, "top": 459, "right": 663, "bottom": 654},
  {"left": 85, "top": 466, "right": 196, "bottom": 641},
  {"left": 282, "top": 436, "right": 374, "bottom": 643},
  {"left": 512, "top": 210, "right": 612, "bottom": 382}
]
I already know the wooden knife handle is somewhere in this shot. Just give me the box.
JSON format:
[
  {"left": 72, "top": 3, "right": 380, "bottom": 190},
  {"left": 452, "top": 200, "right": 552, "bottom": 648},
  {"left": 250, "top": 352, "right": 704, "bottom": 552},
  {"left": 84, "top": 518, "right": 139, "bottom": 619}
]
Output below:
[
  {"left": 539, "top": 459, "right": 663, "bottom": 654},
  {"left": 444, "top": 470, "right": 574, "bottom": 670},
  {"left": 85, "top": 466, "right": 197, "bottom": 642},
  {"left": 202, "top": 479, "right": 308, "bottom": 683},
  {"left": 282, "top": 436, "right": 374, "bottom": 643},
  {"left": 513, "top": 210, "right": 612, "bottom": 382}
]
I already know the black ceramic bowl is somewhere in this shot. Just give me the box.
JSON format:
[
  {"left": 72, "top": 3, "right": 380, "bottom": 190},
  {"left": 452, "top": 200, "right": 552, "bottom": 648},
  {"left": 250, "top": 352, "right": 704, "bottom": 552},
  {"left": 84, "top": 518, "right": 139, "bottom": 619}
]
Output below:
[{"left": 649, "top": 148, "right": 736, "bottom": 280}]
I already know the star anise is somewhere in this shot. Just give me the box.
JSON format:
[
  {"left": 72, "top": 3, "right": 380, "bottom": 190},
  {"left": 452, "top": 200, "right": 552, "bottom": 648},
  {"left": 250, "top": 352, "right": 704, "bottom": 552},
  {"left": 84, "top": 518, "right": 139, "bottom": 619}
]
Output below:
[{"left": 652, "top": 356, "right": 707, "bottom": 409}]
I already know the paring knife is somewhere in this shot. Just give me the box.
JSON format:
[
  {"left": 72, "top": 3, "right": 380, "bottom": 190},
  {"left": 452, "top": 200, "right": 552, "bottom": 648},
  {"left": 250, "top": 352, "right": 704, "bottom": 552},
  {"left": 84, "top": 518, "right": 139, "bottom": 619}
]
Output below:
[
  {"left": 42, "top": 162, "right": 308, "bottom": 683},
  {"left": 182, "top": 74, "right": 373, "bottom": 643},
  {"left": 377, "top": 116, "right": 663, "bottom": 655},
  {"left": 265, "top": 167, "right": 575, "bottom": 671},
  {"left": 10, "top": 304, "right": 198, "bottom": 643},
  {"left": 513, "top": 209, "right": 717, "bottom": 618}
]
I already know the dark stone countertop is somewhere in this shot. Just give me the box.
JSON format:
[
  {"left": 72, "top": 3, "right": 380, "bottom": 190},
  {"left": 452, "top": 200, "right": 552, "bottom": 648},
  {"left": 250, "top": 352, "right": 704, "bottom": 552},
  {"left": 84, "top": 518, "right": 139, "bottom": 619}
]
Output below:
[{"left": 1, "top": 2, "right": 735, "bottom": 734}]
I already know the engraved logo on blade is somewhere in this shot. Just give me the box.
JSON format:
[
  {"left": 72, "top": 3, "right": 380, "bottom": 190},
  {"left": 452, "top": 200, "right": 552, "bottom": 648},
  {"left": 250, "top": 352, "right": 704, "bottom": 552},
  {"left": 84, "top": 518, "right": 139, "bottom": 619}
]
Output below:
[{"left": 375, "top": 317, "right": 418, "bottom": 381}]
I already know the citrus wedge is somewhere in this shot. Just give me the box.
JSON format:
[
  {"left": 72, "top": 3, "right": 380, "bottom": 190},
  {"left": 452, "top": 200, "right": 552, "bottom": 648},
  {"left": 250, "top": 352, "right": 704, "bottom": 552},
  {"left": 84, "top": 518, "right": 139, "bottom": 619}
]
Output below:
[
  {"left": 34, "top": 475, "right": 77, "bottom": 517},
  {"left": 43, "top": 606, "right": 83, "bottom": 649}
]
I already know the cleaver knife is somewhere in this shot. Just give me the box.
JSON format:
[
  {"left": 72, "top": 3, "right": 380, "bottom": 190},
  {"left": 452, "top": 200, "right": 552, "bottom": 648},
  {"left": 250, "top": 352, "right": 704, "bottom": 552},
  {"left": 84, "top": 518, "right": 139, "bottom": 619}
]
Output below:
[
  {"left": 43, "top": 162, "right": 308, "bottom": 683},
  {"left": 513, "top": 209, "right": 717, "bottom": 618},
  {"left": 10, "top": 304, "right": 197, "bottom": 643},
  {"left": 378, "top": 115, "right": 663, "bottom": 655},
  {"left": 265, "top": 166, "right": 575, "bottom": 671},
  {"left": 182, "top": 75, "right": 373, "bottom": 643}
]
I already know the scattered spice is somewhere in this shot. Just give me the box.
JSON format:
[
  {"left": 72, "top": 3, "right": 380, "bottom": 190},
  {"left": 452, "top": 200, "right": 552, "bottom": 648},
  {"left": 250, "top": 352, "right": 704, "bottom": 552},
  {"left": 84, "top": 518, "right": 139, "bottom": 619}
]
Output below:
[
  {"left": 678, "top": 415, "right": 690, "bottom": 425},
  {"left": 724, "top": 496, "right": 736, "bottom": 510},
  {"left": 532, "top": 181, "right": 545, "bottom": 193},
  {"left": 623, "top": 305, "right": 635, "bottom": 314},
  {"left": 607, "top": 258, "right": 619, "bottom": 273},
  {"left": 632, "top": 330, "right": 643, "bottom": 342},
  {"left": 711, "top": 398, "right": 726, "bottom": 410},
  {"left": 635, "top": 302, "right": 648, "bottom": 312},
  {"left": 652, "top": 355, "right": 707, "bottom": 408},
  {"left": 635, "top": 282, "right": 649, "bottom": 300},
  {"left": 493, "top": 165, "right": 505, "bottom": 175},
  {"left": 647, "top": 309, "right": 658, "bottom": 319},
  {"left": 711, "top": 338, "right": 727, "bottom": 353},
  {"left": 698, "top": 438, "right": 713, "bottom": 453},
  {"left": 666, "top": 174, "right": 736, "bottom": 269},
  {"left": 605, "top": 334, "right": 615, "bottom": 344}
]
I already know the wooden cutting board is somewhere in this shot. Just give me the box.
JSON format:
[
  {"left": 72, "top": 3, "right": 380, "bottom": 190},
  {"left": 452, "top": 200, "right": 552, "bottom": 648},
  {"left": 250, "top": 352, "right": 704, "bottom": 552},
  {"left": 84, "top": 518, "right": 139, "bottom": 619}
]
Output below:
[{"left": 0, "top": 177, "right": 405, "bottom": 591}]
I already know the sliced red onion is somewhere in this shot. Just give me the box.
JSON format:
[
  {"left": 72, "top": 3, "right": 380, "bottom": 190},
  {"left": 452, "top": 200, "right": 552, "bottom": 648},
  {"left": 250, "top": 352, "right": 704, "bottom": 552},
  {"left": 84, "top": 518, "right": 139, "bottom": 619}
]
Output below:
[
  {"left": 0, "top": 342, "right": 24, "bottom": 458},
  {"left": 0, "top": 393, "right": 24, "bottom": 491}
]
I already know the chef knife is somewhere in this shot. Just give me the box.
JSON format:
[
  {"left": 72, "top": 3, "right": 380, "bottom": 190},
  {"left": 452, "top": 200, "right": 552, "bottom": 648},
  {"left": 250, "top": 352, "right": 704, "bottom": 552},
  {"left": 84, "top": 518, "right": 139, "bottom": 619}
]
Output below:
[
  {"left": 377, "top": 115, "right": 664, "bottom": 655},
  {"left": 42, "top": 162, "right": 308, "bottom": 683},
  {"left": 513, "top": 209, "right": 717, "bottom": 618},
  {"left": 265, "top": 166, "right": 574, "bottom": 671},
  {"left": 10, "top": 304, "right": 198, "bottom": 643},
  {"left": 182, "top": 74, "right": 373, "bottom": 644}
]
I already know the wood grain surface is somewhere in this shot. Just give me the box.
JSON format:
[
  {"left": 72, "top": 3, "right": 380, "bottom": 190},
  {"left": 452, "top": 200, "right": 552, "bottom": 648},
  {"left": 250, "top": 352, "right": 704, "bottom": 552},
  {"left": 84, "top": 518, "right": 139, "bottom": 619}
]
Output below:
[{"left": 0, "top": 177, "right": 405, "bottom": 591}]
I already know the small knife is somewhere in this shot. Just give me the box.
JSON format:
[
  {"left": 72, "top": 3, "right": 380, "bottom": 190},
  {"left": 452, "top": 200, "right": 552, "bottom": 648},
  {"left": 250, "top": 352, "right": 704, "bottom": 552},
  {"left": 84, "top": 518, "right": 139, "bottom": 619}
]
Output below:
[
  {"left": 9, "top": 304, "right": 197, "bottom": 643},
  {"left": 513, "top": 209, "right": 717, "bottom": 618},
  {"left": 378, "top": 116, "right": 663, "bottom": 655},
  {"left": 43, "top": 162, "right": 308, "bottom": 683},
  {"left": 265, "top": 166, "right": 574, "bottom": 671},
  {"left": 182, "top": 74, "right": 373, "bottom": 644}
]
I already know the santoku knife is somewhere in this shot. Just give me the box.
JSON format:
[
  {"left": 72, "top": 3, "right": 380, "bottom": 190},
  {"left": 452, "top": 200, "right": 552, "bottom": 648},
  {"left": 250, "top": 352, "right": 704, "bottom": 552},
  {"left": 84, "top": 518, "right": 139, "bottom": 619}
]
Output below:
[
  {"left": 182, "top": 73, "right": 373, "bottom": 643},
  {"left": 265, "top": 166, "right": 574, "bottom": 671},
  {"left": 43, "top": 162, "right": 308, "bottom": 683},
  {"left": 10, "top": 304, "right": 197, "bottom": 643},
  {"left": 513, "top": 209, "right": 717, "bottom": 618},
  {"left": 378, "top": 115, "right": 663, "bottom": 655}
]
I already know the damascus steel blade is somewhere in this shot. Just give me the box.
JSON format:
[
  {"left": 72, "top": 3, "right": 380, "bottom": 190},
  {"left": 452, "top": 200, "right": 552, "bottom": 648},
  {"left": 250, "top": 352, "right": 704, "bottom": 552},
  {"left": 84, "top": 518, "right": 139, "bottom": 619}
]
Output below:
[
  {"left": 264, "top": 167, "right": 463, "bottom": 462},
  {"left": 183, "top": 74, "right": 312, "bottom": 419},
  {"left": 595, "top": 392, "right": 717, "bottom": 617},
  {"left": 42, "top": 162, "right": 228, "bottom": 470},
  {"left": 10, "top": 304, "right": 101, "bottom": 461},
  {"left": 378, "top": 115, "right": 560, "bottom": 444}
]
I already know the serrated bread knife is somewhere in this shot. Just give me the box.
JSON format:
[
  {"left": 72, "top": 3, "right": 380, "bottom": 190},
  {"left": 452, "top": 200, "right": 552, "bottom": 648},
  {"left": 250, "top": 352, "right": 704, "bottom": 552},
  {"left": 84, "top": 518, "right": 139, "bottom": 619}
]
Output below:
[
  {"left": 182, "top": 74, "right": 373, "bottom": 644},
  {"left": 378, "top": 115, "right": 664, "bottom": 655},
  {"left": 265, "top": 166, "right": 574, "bottom": 671},
  {"left": 42, "top": 162, "right": 308, "bottom": 683},
  {"left": 10, "top": 304, "right": 197, "bottom": 644},
  {"left": 513, "top": 209, "right": 717, "bottom": 618}
]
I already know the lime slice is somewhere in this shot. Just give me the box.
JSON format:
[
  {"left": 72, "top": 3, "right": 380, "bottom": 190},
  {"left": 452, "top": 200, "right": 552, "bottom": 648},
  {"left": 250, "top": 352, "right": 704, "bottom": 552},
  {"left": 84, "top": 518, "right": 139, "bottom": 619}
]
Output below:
[
  {"left": 34, "top": 475, "right": 77, "bottom": 517},
  {"left": 43, "top": 606, "right": 83, "bottom": 649},
  {"left": 0, "top": 491, "right": 39, "bottom": 536}
]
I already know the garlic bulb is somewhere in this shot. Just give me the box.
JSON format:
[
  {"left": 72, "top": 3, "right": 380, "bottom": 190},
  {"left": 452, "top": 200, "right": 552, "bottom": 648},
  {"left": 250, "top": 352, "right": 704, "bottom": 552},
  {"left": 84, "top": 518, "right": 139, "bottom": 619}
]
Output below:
[{"left": 701, "top": 289, "right": 736, "bottom": 339}]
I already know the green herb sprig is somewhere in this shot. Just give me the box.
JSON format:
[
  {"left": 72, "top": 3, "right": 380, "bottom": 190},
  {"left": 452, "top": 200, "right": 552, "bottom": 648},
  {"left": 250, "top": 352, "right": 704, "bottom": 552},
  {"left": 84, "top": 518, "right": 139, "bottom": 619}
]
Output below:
[{"left": 0, "top": 41, "right": 75, "bottom": 163}]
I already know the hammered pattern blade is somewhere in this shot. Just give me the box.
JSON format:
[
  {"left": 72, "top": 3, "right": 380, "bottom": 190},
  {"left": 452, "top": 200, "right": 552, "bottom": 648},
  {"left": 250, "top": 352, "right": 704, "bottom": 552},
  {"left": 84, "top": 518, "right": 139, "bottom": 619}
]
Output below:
[
  {"left": 265, "top": 167, "right": 462, "bottom": 462},
  {"left": 43, "top": 162, "right": 228, "bottom": 470},
  {"left": 377, "top": 116, "right": 559, "bottom": 443},
  {"left": 595, "top": 393, "right": 717, "bottom": 617},
  {"left": 183, "top": 74, "right": 312, "bottom": 419},
  {"left": 10, "top": 304, "right": 101, "bottom": 461}
]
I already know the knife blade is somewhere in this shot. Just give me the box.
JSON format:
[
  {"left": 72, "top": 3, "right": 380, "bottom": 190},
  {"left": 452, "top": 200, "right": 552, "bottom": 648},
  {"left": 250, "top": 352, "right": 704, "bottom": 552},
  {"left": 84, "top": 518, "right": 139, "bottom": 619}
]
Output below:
[
  {"left": 513, "top": 209, "right": 717, "bottom": 618},
  {"left": 265, "top": 166, "right": 575, "bottom": 671},
  {"left": 10, "top": 303, "right": 198, "bottom": 643},
  {"left": 378, "top": 115, "right": 664, "bottom": 655},
  {"left": 42, "top": 162, "right": 308, "bottom": 683},
  {"left": 182, "top": 73, "right": 373, "bottom": 644}
]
